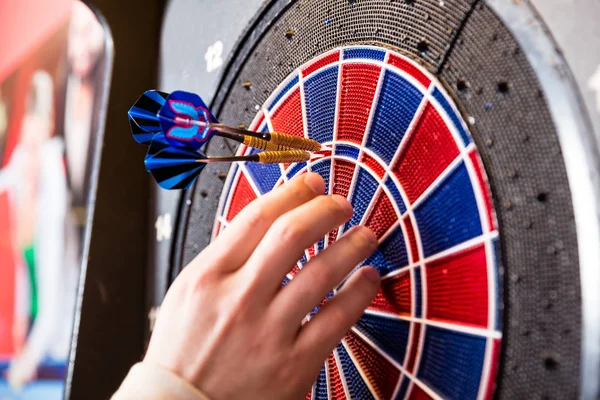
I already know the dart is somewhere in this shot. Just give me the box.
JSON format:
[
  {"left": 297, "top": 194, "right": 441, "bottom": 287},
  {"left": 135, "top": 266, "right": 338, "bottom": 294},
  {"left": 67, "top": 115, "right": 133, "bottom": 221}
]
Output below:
[
  {"left": 128, "top": 90, "right": 322, "bottom": 152},
  {"left": 145, "top": 138, "right": 311, "bottom": 190}
]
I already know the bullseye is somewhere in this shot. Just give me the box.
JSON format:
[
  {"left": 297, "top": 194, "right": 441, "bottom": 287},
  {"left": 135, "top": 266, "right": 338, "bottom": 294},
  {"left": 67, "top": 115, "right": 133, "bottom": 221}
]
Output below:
[{"left": 214, "top": 45, "right": 502, "bottom": 400}]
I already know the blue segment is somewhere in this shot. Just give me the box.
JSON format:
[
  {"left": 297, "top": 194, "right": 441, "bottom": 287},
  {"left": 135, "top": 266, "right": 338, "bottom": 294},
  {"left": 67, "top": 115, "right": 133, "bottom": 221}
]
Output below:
[
  {"left": 334, "top": 144, "right": 360, "bottom": 159},
  {"left": 304, "top": 66, "right": 338, "bottom": 143},
  {"left": 417, "top": 327, "right": 486, "bottom": 400},
  {"left": 433, "top": 87, "right": 472, "bottom": 146},
  {"left": 309, "top": 291, "right": 334, "bottom": 318},
  {"left": 492, "top": 237, "right": 502, "bottom": 331},
  {"left": 394, "top": 376, "right": 410, "bottom": 400},
  {"left": 367, "top": 70, "right": 423, "bottom": 163},
  {"left": 414, "top": 267, "right": 423, "bottom": 318},
  {"left": 286, "top": 162, "right": 307, "bottom": 179},
  {"left": 268, "top": 74, "right": 299, "bottom": 111},
  {"left": 384, "top": 177, "right": 407, "bottom": 214},
  {"left": 245, "top": 148, "right": 282, "bottom": 193},
  {"left": 281, "top": 276, "right": 290, "bottom": 287},
  {"left": 343, "top": 168, "right": 378, "bottom": 232},
  {"left": 317, "top": 238, "right": 326, "bottom": 253},
  {"left": 337, "top": 344, "right": 376, "bottom": 400},
  {"left": 362, "top": 226, "right": 408, "bottom": 276},
  {"left": 354, "top": 313, "right": 410, "bottom": 365},
  {"left": 343, "top": 47, "right": 386, "bottom": 61},
  {"left": 246, "top": 162, "right": 281, "bottom": 194},
  {"left": 311, "top": 159, "right": 331, "bottom": 194},
  {"left": 414, "top": 162, "right": 482, "bottom": 257},
  {"left": 314, "top": 364, "right": 328, "bottom": 400},
  {"left": 299, "top": 253, "right": 308, "bottom": 266}
]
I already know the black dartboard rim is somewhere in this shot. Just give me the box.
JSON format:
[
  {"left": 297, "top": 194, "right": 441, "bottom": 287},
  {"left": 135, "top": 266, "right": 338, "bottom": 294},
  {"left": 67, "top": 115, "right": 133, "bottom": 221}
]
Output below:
[{"left": 171, "top": 1, "right": 597, "bottom": 398}]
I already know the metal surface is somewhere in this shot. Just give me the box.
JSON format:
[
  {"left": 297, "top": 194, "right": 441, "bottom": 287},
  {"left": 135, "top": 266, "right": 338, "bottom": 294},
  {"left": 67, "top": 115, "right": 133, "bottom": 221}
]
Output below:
[{"left": 486, "top": 2, "right": 600, "bottom": 398}]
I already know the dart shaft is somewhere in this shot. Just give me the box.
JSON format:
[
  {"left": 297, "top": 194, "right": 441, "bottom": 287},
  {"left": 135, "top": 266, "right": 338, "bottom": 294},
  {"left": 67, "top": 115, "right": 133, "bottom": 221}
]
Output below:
[
  {"left": 170, "top": 116, "right": 321, "bottom": 152},
  {"left": 195, "top": 150, "right": 311, "bottom": 164},
  {"left": 257, "top": 150, "right": 311, "bottom": 164}
]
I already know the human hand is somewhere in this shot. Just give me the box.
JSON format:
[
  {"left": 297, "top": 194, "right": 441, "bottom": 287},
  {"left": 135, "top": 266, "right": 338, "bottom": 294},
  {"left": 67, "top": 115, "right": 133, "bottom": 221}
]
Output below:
[{"left": 144, "top": 172, "right": 380, "bottom": 399}]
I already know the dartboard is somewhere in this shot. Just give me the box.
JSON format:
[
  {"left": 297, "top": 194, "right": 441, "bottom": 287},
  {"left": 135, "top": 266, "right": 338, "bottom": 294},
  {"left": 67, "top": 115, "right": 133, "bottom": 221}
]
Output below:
[{"left": 214, "top": 46, "right": 502, "bottom": 400}]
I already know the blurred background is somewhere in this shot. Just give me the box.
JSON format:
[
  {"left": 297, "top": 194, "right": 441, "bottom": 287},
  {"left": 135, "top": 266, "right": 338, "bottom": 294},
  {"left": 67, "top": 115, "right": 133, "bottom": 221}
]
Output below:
[{"left": 0, "top": 1, "right": 110, "bottom": 398}]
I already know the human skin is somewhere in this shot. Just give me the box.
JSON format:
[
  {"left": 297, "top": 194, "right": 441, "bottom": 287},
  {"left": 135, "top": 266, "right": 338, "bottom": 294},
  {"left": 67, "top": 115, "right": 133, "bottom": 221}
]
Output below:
[{"left": 144, "top": 172, "right": 380, "bottom": 399}]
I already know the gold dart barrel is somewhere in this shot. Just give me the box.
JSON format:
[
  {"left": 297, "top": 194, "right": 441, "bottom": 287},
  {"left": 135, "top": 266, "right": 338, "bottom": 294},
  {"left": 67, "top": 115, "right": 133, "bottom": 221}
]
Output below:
[
  {"left": 243, "top": 135, "right": 293, "bottom": 151},
  {"left": 257, "top": 150, "right": 311, "bottom": 164},
  {"left": 269, "top": 133, "right": 321, "bottom": 152}
]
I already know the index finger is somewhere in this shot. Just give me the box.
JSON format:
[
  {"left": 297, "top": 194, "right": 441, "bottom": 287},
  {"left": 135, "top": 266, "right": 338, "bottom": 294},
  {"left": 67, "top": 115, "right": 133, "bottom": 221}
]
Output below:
[{"left": 191, "top": 172, "right": 325, "bottom": 272}]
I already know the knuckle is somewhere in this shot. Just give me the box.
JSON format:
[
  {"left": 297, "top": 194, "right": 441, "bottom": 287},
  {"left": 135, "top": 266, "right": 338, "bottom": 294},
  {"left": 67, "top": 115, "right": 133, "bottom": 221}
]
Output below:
[
  {"left": 272, "top": 216, "right": 303, "bottom": 243},
  {"left": 273, "top": 354, "right": 297, "bottom": 382},
  {"left": 241, "top": 203, "right": 270, "bottom": 229},
  {"left": 189, "top": 269, "right": 218, "bottom": 294},
  {"left": 323, "top": 196, "right": 351, "bottom": 218},
  {"left": 306, "top": 265, "right": 334, "bottom": 290},
  {"left": 327, "top": 305, "right": 351, "bottom": 330}
]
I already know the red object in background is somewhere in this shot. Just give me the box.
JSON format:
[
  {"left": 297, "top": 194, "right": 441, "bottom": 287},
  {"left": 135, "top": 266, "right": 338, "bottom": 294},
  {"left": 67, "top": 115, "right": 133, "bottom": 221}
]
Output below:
[
  {"left": 0, "top": 194, "right": 16, "bottom": 357},
  {"left": 0, "top": 1, "right": 71, "bottom": 83},
  {"left": 0, "top": 0, "right": 71, "bottom": 358}
]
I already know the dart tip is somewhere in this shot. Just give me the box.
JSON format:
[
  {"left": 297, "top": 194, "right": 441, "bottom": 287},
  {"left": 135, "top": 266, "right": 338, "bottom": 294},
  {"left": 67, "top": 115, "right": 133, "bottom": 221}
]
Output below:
[
  {"left": 310, "top": 152, "right": 326, "bottom": 160},
  {"left": 320, "top": 143, "right": 333, "bottom": 151}
]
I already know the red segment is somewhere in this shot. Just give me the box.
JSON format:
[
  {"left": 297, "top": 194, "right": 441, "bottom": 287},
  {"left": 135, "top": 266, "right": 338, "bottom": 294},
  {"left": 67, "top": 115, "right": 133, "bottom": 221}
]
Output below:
[
  {"left": 328, "top": 228, "right": 339, "bottom": 246},
  {"left": 305, "top": 391, "right": 312, "bottom": 400},
  {"left": 239, "top": 144, "right": 250, "bottom": 156},
  {"left": 361, "top": 152, "right": 385, "bottom": 179},
  {"left": 270, "top": 88, "right": 304, "bottom": 138},
  {"left": 328, "top": 352, "right": 347, "bottom": 399},
  {"left": 387, "top": 54, "right": 431, "bottom": 89},
  {"left": 332, "top": 159, "right": 355, "bottom": 197},
  {"left": 425, "top": 244, "right": 489, "bottom": 328},
  {"left": 469, "top": 149, "right": 497, "bottom": 232},
  {"left": 364, "top": 192, "right": 398, "bottom": 238},
  {"left": 249, "top": 110, "right": 265, "bottom": 131},
  {"left": 226, "top": 172, "right": 257, "bottom": 221},
  {"left": 403, "top": 215, "right": 420, "bottom": 263},
  {"left": 313, "top": 150, "right": 332, "bottom": 158},
  {"left": 337, "top": 63, "right": 381, "bottom": 144},
  {"left": 392, "top": 102, "right": 460, "bottom": 204},
  {"left": 290, "top": 264, "right": 301, "bottom": 278},
  {"left": 302, "top": 50, "right": 340, "bottom": 77},
  {"left": 484, "top": 338, "right": 502, "bottom": 400},
  {"left": 345, "top": 331, "right": 400, "bottom": 400},
  {"left": 307, "top": 245, "right": 316, "bottom": 259},
  {"left": 408, "top": 384, "right": 433, "bottom": 400},
  {"left": 405, "top": 323, "right": 422, "bottom": 373},
  {"left": 368, "top": 271, "right": 412, "bottom": 316}
]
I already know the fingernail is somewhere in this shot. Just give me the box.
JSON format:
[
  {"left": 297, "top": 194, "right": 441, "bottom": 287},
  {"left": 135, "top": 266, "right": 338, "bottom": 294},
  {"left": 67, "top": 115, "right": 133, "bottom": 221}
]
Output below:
[
  {"left": 304, "top": 173, "right": 325, "bottom": 194},
  {"left": 362, "top": 266, "right": 381, "bottom": 284},
  {"left": 331, "top": 194, "right": 353, "bottom": 214}
]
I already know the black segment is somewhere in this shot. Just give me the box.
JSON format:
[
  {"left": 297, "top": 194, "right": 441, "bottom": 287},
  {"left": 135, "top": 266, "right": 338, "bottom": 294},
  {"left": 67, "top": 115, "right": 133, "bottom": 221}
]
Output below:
[{"left": 439, "top": 5, "right": 580, "bottom": 398}]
